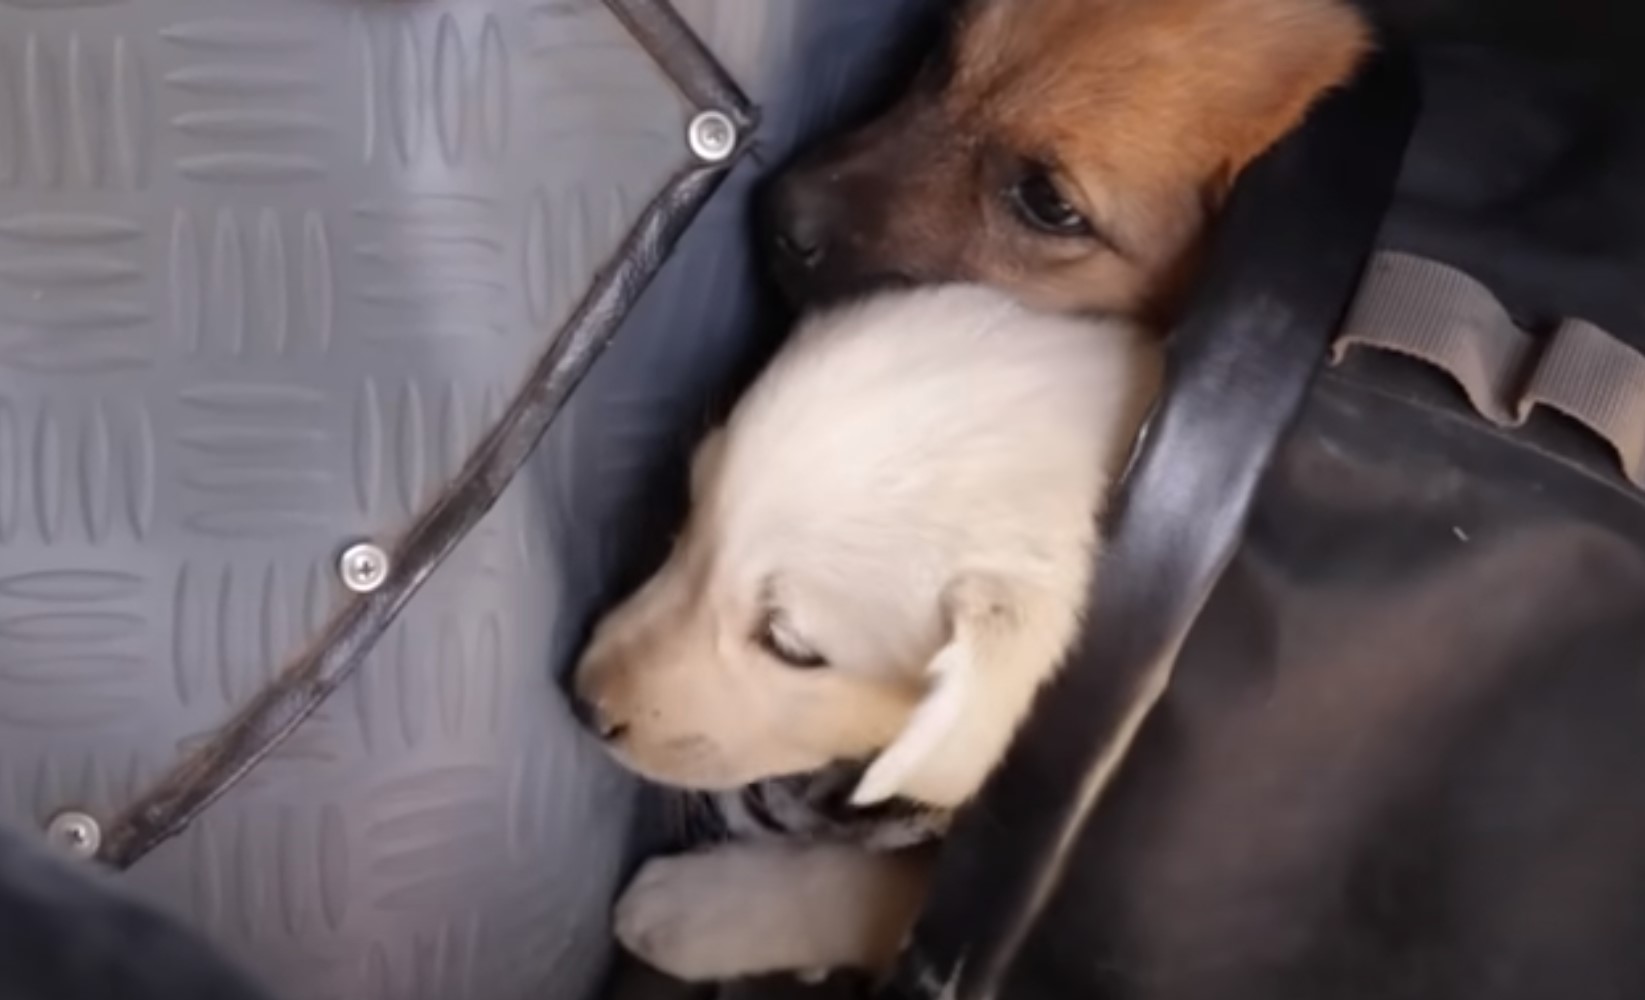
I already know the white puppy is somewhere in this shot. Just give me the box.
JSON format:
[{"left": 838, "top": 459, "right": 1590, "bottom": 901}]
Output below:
[{"left": 572, "top": 284, "right": 1161, "bottom": 981}]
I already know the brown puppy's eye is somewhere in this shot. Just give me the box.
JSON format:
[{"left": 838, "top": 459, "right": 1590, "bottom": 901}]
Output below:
[
  {"left": 1007, "top": 169, "right": 1093, "bottom": 238},
  {"left": 755, "top": 611, "right": 828, "bottom": 670}
]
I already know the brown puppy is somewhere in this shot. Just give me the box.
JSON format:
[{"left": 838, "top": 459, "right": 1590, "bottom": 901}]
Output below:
[{"left": 764, "top": 0, "right": 1370, "bottom": 322}]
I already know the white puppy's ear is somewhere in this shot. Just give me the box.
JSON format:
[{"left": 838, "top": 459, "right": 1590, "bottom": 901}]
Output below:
[{"left": 852, "top": 574, "right": 1032, "bottom": 809}]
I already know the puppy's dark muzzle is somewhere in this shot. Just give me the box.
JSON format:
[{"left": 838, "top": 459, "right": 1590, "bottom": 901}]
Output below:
[{"left": 759, "top": 170, "right": 911, "bottom": 308}]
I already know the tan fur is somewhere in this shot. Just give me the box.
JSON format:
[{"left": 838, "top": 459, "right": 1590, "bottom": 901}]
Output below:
[
  {"left": 770, "top": 0, "right": 1369, "bottom": 321},
  {"left": 577, "top": 285, "right": 1160, "bottom": 979}
]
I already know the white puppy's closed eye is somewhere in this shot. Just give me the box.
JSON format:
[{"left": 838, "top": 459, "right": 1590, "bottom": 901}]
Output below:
[{"left": 755, "top": 604, "right": 828, "bottom": 669}]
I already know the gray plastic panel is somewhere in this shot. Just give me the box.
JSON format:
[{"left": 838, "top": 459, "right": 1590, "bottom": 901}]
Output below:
[{"left": 0, "top": 1, "right": 930, "bottom": 998}]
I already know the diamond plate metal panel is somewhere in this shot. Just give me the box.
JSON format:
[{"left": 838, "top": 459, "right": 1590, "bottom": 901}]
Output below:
[{"left": 0, "top": 0, "right": 938, "bottom": 998}]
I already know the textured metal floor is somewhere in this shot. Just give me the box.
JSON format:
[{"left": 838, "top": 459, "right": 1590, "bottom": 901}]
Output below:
[{"left": 0, "top": 1, "right": 928, "bottom": 998}]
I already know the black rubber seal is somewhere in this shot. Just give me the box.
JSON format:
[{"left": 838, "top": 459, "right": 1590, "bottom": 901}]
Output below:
[
  {"left": 98, "top": 0, "right": 757, "bottom": 870},
  {"left": 878, "top": 42, "right": 1419, "bottom": 1000}
]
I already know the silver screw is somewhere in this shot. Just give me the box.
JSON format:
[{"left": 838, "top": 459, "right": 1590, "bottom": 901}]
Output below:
[
  {"left": 45, "top": 811, "right": 101, "bottom": 860},
  {"left": 687, "top": 110, "right": 737, "bottom": 163},
  {"left": 338, "top": 541, "right": 390, "bottom": 594}
]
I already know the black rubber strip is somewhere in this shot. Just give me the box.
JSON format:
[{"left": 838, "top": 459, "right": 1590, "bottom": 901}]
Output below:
[
  {"left": 98, "top": 0, "right": 757, "bottom": 870},
  {"left": 878, "top": 44, "right": 1419, "bottom": 1000},
  {"left": 605, "top": 0, "right": 755, "bottom": 131}
]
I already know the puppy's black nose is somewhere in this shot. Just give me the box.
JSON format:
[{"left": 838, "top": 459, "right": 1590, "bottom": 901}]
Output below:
[
  {"left": 773, "top": 216, "right": 824, "bottom": 270},
  {"left": 569, "top": 689, "right": 627, "bottom": 742},
  {"left": 763, "top": 175, "right": 831, "bottom": 271}
]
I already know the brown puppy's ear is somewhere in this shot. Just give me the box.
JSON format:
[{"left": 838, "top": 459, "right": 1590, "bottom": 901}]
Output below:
[
  {"left": 1218, "top": 0, "right": 1372, "bottom": 181},
  {"left": 852, "top": 574, "right": 1038, "bottom": 810}
]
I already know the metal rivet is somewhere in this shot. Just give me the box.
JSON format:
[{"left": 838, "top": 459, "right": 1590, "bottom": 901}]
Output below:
[
  {"left": 687, "top": 110, "right": 737, "bottom": 163},
  {"left": 45, "top": 810, "right": 101, "bottom": 860},
  {"left": 338, "top": 541, "right": 390, "bottom": 594}
]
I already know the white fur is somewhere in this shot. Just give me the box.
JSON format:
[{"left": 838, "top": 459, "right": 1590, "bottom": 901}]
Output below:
[
  {"left": 578, "top": 283, "right": 1162, "bottom": 980},
  {"left": 615, "top": 842, "right": 930, "bottom": 982}
]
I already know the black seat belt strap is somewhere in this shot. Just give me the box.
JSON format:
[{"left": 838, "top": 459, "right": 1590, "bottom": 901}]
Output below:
[{"left": 881, "top": 40, "right": 1419, "bottom": 1000}]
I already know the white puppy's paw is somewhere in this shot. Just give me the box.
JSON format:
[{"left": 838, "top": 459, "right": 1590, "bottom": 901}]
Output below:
[
  {"left": 614, "top": 843, "right": 926, "bottom": 983},
  {"left": 614, "top": 848, "right": 796, "bottom": 982}
]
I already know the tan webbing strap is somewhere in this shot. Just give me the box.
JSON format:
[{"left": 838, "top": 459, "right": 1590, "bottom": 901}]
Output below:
[{"left": 1332, "top": 252, "right": 1645, "bottom": 487}]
